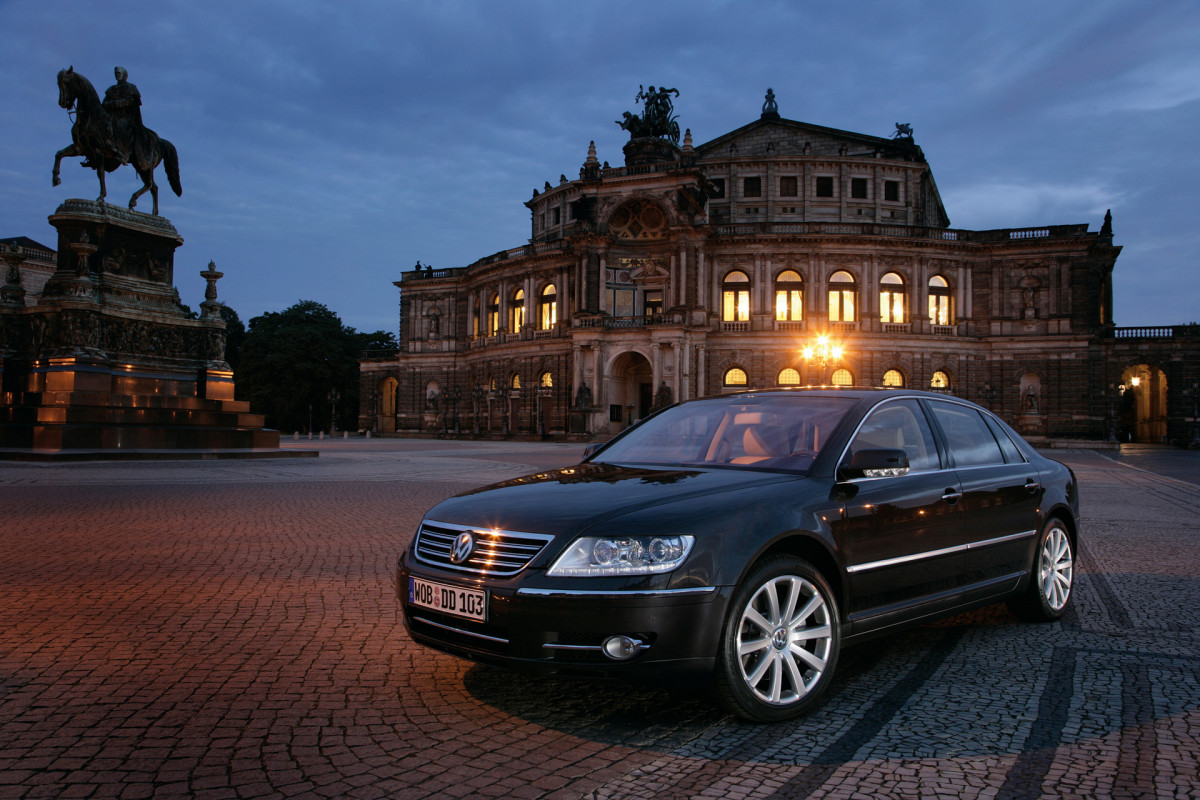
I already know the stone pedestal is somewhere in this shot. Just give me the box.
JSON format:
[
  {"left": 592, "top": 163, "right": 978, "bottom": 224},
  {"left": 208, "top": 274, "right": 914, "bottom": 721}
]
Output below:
[{"left": 0, "top": 200, "right": 280, "bottom": 453}]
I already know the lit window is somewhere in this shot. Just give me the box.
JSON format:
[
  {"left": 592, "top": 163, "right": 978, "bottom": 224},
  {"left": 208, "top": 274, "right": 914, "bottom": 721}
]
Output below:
[
  {"left": 644, "top": 289, "right": 663, "bottom": 316},
  {"left": 489, "top": 376, "right": 497, "bottom": 391},
  {"left": 538, "top": 284, "right": 557, "bottom": 329},
  {"left": 831, "top": 368, "right": 853, "bottom": 386},
  {"left": 486, "top": 293, "right": 500, "bottom": 336},
  {"left": 928, "top": 275, "right": 954, "bottom": 326},
  {"left": 778, "top": 368, "right": 801, "bottom": 386},
  {"left": 828, "top": 271, "right": 857, "bottom": 323},
  {"left": 724, "top": 368, "right": 748, "bottom": 386},
  {"left": 774, "top": 270, "right": 804, "bottom": 322},
  {"left": 540, "top": 371, "right": 553, "bottom": 388},
  {"left": 931, "top": 371, "right": 950, "bottom": 390},
  {"left": 510, "top": 289, "right": 525, "bottom": 331},
  {"left": 722, "top": 270, "right": 751, "bottom": 322},
  {"left": 880, "top": 272, "right": 907, "bottom": 324},
  {"left": 511, "top": 374, "right": 521, "bottom": 390},
  {"left": 883, "top": 369, "right": 905, "bottom": 387}
]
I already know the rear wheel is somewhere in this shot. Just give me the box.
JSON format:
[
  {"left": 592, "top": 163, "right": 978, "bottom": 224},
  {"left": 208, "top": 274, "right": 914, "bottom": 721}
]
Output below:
[
  {"left": 715, "top": 556, "right": 840, "bottom": 722},
  {"left": 1008, "top": 518, "right": 1074, "bottom": 622}
]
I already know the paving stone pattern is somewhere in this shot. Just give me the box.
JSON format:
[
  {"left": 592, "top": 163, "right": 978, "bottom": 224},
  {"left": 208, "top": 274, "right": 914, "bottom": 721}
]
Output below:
[{"left": 0, "top": 442, "right": 1196, "bottom": 799}]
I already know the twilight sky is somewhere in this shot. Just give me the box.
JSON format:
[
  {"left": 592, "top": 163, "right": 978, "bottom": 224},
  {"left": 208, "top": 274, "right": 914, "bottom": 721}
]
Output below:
[{"left": 2, "top": 0, "right": 1197, "bottom": 332}]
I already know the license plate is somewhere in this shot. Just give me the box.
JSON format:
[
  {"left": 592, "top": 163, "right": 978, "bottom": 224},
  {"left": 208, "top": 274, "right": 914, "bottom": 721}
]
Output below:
[{"left": 408, "top": 577, "right": 487, "bottom": 622}]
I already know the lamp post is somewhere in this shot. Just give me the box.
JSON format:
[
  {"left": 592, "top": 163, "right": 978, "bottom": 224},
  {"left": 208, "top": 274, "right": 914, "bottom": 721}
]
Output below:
[{"left": 801, "top": 334, "right": 843, "bottom": 384}]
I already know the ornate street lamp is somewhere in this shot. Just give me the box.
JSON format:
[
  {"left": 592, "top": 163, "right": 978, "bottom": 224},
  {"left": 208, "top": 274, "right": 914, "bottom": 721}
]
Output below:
[{"left": 801, "top": 334, "right": 844, "bottom": 384}]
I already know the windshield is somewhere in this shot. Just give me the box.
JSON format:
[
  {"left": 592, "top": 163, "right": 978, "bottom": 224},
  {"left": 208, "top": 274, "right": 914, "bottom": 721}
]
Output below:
[{"left": 592, "top": 394, "right": 854, "bottom": 473}]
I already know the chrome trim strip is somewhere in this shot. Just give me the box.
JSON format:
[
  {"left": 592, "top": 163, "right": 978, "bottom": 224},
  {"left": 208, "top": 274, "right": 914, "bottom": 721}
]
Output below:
[
  {"left": 412, "top": 615, "right": 509, "bottom": 644},
  {"left": 516, "top": 586, "right": 718, "bottom": 598},
  {"left": 542, "top": 643, "right": 604, "bottom": 651},
  {"left": 966, "top": 530, "right": 1036, "bottom": 550},
  {"left": 847, "top": 530, "right": 1037, "bottom": 574}
]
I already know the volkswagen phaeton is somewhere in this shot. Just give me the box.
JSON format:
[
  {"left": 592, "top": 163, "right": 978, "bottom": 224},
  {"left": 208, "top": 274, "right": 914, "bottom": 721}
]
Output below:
[{"left": 398, "top": 388, "right": 1078, "bottom": 721}]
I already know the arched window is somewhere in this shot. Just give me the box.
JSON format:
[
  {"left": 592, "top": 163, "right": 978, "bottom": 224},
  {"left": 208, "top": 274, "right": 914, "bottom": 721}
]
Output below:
[
  {"left": 539, "top": 371, "right": 553, "bottom": 388},
  {"left": 774, "top": 270, "right": 804, "bottom": 322},
  {"left": 828, "top": 270, "right": 857, "bottom": 323},
  {"left": 882, "top": 369, "right": 905, "bottom": 387},
  {"left": 722, "top": 271, "right": 751, "bottom": 322},
  {"left": 724, "top": 367, "right": 748, "bottom": 386},
  {"left": 486, "top": 293, "right": 500, "bottom": 336},
  {"left": 880, "top": 272, "right": 907, "bottom": 324},
  {"left": 538, "top": 284, "right": 557, "bottom": 330},
  {"left": 831, "top": 368, "right": 854, "bottom": 386},
  {"left": 930, "top": 371, "right": 950, "bottom": 391},
  {"left": 488, "top": 376, "right": 498, "bottom": 392},
  {"left": 777, "top": 368, "right": 801, "bottom": 386},
  {"left": 510, "top": 288, "right": 526, "bottom": 331},
  {"left": 511, "top": 373, "right": 522, "bottom": 390},
  {"left": 928, "top": 275, "right": 954, "bottom": 326}
]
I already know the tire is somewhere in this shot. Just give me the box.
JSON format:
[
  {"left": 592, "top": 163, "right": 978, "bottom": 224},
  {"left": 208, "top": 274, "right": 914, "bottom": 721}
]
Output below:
[
  {"left": 714, "top": 556, "right": 840, "bottom": 722},
  {"left": 1007, "top": 518, "right": 1074, "bottom": 622}
]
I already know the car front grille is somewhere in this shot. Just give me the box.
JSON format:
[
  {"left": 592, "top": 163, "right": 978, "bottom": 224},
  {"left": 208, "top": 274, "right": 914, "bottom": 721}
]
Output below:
[{"left": 414, "top": 520, "right": 554, "bottom": 577}]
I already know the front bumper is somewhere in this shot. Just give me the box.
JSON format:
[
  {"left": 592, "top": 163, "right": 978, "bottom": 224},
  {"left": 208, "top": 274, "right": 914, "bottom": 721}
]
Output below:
[{"left": 398, "top": 558, "right": 730, "bottom": 677}]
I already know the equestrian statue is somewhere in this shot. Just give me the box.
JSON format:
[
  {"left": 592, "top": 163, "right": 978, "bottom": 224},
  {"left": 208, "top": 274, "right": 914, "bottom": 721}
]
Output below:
[{"left": 53, "top": 66, "right": 181, "bottom": 216}]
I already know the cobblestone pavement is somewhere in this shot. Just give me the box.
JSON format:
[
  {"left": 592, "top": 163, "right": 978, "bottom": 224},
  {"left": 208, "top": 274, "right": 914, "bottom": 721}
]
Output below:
[{"left": 1, "top": 441, "right": 1196, "bottom": 799}]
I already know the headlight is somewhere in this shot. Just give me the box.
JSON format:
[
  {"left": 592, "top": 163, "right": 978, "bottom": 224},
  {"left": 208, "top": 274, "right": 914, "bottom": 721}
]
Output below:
[{"left": 546, "top": 535, "right": 694, "bottom": 577}]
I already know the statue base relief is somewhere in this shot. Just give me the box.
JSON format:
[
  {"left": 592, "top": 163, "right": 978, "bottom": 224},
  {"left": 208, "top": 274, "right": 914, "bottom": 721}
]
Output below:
[{"left": 0, "top": 200, "right": 284, "bottom": 457}]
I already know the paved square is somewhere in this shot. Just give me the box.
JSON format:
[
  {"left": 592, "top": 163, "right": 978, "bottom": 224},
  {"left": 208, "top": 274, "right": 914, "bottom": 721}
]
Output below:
[{"left": 1, "top": 441, "right": 1196, "bottom": 799}]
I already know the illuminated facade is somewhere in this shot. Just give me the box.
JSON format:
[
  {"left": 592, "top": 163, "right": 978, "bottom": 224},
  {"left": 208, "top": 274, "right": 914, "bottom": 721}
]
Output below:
[{"left": 360, "top": 92, "right": 1199, "bottom": 445}]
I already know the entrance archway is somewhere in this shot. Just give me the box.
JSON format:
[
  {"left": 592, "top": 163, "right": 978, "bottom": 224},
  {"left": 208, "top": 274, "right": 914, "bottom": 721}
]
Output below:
[
  {"left": 606, "top": 351, "right": 653, "bottom": 432},
  {"left": 378, "top": 376, "right": 398, "bottom": 433},
  {"left": 1120, "top": 364, "right": 1167, "bottom": 443}
]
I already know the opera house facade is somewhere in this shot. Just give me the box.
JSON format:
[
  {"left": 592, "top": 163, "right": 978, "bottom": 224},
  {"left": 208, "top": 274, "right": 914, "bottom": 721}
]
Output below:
[{"left": 359, "top": 91, "right": 1198, "bottom": 446}]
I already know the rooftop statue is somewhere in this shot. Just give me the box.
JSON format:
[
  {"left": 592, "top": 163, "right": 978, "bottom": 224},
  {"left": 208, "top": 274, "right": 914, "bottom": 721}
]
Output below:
[
  {"left": 616, "top": 85, "right": 681, "bottom": 144},
  {"left": 53, "top": 66, "right": 182, "bottom": 215}
]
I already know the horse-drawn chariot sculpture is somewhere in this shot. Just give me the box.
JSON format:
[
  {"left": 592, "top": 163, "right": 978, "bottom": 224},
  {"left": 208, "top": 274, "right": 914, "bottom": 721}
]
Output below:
[{"left": 52, "top": 66, "right": 182, "bottom": 216}]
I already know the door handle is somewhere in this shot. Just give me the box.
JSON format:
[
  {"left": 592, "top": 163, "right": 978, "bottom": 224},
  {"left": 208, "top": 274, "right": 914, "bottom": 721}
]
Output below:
[
  {"left": 942, "top": 489, "right": 962, "bottom": 505},
  {"left": 1025, "top": 479, "right": 1041, "bottom": 494}
]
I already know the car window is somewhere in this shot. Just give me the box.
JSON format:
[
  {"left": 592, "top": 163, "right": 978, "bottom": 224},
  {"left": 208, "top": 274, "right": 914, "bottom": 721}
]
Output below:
[
  {"left": 594, "top": 394, "right": 855, "bottom": 472},
  {"left": 983, "top": 413, "right": 1025, "bottom": 463},
  {"left": 928, "top": 401, "right": 1005, "bottom": 467},
  {"left": 848, "top": 399, "right": 940, "bottom": 472}
]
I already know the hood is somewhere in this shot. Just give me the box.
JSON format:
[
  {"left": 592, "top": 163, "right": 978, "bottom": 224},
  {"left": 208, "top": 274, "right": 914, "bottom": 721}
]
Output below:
[{"left": 423, "top": 462, "right": 797, "bottom": 535}]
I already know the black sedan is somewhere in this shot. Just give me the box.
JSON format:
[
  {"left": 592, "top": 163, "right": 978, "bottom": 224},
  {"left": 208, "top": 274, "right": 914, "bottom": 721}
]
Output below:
[{"left": 398, "top": 388, "right": 1078, "bottom": 721}]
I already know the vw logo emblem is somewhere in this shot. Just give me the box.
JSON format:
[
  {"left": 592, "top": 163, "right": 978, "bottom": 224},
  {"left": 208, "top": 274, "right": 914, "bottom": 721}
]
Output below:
[{"left": 450, "top": 532, "right": 475, "bottom": 564}]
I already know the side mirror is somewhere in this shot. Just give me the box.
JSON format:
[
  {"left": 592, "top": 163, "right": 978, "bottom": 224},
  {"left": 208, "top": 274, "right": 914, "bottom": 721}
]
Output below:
[
  {"left": 838, "top": 448, "right": 910, "bottom": 480},
  {"left": 582, "top": 441, "right": 605, "bottom": 459}
]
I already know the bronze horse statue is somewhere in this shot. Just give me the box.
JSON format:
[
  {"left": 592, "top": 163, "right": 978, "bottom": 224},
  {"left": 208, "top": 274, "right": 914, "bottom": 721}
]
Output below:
[{"left": 52, "top": 67, "right": 181, "bottom": 215}]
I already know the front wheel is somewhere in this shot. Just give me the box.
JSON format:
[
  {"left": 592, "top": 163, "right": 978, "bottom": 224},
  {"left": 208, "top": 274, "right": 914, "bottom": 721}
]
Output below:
[
  {"left": 714, "top": 556, "right": 840, "bottom": 722},
  {"left": 1008, "top": 518, "right": 1074, "bottom": 622}
]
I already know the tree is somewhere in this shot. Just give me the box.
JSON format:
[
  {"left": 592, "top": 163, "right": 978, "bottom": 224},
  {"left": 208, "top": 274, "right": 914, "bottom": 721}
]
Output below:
[
  {"left": 237, "top": 300, "right": 373, "bottom": 433},
  {"left": 218, "top": 303, "right": 245, "bottom": 373}
]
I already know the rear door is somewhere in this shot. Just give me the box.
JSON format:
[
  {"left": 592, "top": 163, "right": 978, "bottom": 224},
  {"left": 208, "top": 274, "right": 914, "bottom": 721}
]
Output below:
[{"left": 924, "top": 400, "right": 1042, "bottom": 602}]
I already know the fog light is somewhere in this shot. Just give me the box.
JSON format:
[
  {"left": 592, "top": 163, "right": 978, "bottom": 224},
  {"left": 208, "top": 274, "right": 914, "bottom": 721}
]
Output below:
[{"left": 602, "top": 635, "right": 645, "bottom": 661}]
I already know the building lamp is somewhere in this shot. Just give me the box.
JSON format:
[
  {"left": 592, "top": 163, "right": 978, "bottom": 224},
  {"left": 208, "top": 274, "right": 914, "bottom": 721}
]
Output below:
[{"left": 801, "top": 334, "right": 843, "bottom": 368}]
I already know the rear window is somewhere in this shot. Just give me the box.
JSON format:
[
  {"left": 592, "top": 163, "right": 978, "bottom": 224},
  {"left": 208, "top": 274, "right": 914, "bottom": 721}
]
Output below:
[
  {"left": 927, "top": 401, "right": 1005, "bottom": 467},
  {"left": 593, "top": 395, "right": 854, "bottom": 472}
]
